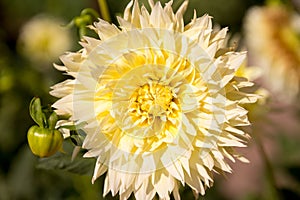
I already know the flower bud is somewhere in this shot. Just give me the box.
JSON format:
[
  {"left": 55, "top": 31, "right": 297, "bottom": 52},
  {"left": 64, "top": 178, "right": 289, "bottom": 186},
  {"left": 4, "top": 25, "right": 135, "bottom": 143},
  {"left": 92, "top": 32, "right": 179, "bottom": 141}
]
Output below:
[{"left": 27, "top": 125, "right": 63, "bottom": 158}]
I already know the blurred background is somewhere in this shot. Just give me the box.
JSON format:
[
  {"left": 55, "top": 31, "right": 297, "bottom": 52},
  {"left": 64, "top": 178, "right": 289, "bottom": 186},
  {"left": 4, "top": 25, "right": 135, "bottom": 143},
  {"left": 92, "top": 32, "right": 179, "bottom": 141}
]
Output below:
[{"left": 1, "top": 0, "right": 300, "bottom": 199}]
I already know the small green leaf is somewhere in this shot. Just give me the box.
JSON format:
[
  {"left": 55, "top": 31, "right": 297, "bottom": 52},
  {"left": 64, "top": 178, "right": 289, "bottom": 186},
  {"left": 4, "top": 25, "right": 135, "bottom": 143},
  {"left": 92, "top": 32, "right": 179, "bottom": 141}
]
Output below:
[
  {"left": 70, "top": 134, "right": 84, "bottom": 146},
  {"left": 58, "top": 121, "right": 87, "bottom": 131},
  {"left": 29, "top": 97, "right": 47, "bottom": 128},
  {"left": 48, "top": 112, "right": 58, "bottom": 130},
  {"left": 58, "top": 114, "right": 71, "bottom": 120},
  {"left": 70, "top": 134, "right": 79, "bottom": 146}
]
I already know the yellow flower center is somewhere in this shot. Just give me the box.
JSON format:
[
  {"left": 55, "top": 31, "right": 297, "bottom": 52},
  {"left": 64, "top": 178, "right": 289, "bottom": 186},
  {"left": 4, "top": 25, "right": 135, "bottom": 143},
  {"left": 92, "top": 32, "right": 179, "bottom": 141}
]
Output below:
[{"left": 129, "top": 83, "right": 180, "bottom": 126}]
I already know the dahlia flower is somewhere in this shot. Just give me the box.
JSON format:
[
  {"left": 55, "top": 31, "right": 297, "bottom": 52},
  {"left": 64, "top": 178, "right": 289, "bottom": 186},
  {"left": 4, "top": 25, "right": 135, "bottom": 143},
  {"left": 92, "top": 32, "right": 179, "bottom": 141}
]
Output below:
[
  {"left": 51, "top": 0, "right": 257, "bottom": 199},
  {"left": 245, "top": 5, "right": 300, "bottom": 102},
  {"left": 18, "top": 14, "right": 72, "bottom": 64}
]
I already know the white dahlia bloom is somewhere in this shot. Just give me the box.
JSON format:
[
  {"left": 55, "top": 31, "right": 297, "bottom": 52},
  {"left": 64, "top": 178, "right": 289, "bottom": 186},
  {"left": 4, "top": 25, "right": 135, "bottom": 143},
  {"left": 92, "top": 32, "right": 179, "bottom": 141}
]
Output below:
[{"left": 51, "top": 1, "right": 257, "bottom": 199}]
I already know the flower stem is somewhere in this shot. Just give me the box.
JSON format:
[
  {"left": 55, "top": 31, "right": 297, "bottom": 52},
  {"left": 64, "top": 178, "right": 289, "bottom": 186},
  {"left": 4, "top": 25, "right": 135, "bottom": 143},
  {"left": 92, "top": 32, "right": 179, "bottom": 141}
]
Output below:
[
  {"left": 97, "top": 0, "right": 111, "bottom": 22},
  {"left": 266, "top": 0, "right": 291, "bottom": 6}
]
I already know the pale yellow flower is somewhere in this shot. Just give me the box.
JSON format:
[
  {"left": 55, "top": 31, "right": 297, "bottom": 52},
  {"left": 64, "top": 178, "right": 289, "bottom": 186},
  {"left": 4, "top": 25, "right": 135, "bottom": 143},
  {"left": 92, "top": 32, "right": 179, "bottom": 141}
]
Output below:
[
  {"left": 18, "top": 14, "right": 72, "bottom": 64},
  {"left": 245, "top": 5, "right": 300, "bottom": 102},
  {"left": 51, "top": 1, "right": 257, "bottom": 199}
]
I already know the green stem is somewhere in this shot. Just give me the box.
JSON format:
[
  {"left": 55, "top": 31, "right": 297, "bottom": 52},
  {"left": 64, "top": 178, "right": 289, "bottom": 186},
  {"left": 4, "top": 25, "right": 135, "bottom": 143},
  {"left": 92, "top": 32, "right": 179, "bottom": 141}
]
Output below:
[
  {"left": 266, "top": 0, "right": 293, "bottom": 7},
  {"left": 266, "top": 0, "right": 282, "bottom": 5},
  {"left": 97, "top": 0, "right": 111, "bottom": 22}
]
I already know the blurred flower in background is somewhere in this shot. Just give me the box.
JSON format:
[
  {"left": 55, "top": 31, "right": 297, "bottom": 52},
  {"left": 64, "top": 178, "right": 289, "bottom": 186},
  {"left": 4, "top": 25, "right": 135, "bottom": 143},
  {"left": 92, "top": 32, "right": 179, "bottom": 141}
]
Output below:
[
  {"left": 245, "top": 4, "right": 300, "bottom": 103},
  {"left": 18, "top": 14, "right": 72, "bottom": 67}
]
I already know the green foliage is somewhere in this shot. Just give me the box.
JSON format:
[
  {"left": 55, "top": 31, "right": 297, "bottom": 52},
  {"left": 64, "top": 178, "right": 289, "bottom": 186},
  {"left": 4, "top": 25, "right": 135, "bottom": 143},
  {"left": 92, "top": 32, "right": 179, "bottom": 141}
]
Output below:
[
  {"left": 36, "top": 153, "right": 95, "bottom": 175},
  {"left": 68, "top": 8, "right": 100, "bottom": 38},
  {"left": 29, "top": 97, "right": 47, "bottom": 128}
]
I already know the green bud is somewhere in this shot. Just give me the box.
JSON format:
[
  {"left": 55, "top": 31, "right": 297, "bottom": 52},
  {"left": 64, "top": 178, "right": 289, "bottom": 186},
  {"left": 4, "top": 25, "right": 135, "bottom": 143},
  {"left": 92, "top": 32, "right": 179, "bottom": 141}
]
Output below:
[{"left": 27, "top": 125, "right": 63, "bottom": 158}]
